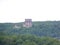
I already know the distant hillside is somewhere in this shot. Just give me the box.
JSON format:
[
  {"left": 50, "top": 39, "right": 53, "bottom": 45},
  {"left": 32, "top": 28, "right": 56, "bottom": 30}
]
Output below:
[{"left": 0, "top": 21, "right": 60, "bottom": 39}]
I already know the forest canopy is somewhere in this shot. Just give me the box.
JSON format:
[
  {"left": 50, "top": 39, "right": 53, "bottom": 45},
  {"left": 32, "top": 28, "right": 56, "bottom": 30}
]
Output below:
[
  {"left": 0, "top": 34, "right": 60, "bottom": 45},
  {"left": 0, "top": 21, "right": 60, "bottom": 45}
]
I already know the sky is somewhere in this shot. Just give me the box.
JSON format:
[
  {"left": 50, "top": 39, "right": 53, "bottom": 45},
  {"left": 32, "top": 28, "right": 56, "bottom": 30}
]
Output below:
[{"left": 0, "top": 0, "right": 60, "bottom": 23}]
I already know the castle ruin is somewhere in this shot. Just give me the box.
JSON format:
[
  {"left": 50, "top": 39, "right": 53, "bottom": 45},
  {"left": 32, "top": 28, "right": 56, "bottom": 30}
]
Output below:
[{"left": 23, "top": 19, "right": 32, "bottom": 28}]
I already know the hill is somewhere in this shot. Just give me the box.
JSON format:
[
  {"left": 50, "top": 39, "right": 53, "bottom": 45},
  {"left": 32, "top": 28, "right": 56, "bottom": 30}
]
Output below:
[{"left": 0, "top": 21, "right": 60, "bottom": 39}]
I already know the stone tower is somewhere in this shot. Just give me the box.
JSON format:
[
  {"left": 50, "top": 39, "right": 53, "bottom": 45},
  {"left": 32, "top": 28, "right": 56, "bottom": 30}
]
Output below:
[{"left": 23, "top": 19, "right": 32, "bottom": 28}]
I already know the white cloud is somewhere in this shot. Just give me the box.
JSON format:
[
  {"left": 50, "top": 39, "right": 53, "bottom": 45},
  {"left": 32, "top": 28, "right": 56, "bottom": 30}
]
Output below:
[{"left": 0, "top": 0, "right": 60, "bottom": 23}]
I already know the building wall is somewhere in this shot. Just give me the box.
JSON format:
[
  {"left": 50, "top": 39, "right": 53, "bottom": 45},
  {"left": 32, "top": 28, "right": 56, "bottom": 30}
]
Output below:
[{"left": 23, "top": 19, "right": 32, "bottom": 28}]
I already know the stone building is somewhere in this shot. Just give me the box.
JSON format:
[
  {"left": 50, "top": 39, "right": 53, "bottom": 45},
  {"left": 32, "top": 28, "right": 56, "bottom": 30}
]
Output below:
[{"left": 23, "top": 19, "right": 32, "bottom": 28}]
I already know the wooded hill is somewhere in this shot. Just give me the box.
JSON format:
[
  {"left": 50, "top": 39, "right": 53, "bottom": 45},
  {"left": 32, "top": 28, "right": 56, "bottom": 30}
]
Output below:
[
  {"left": 0, "top": 21, "right": 60, "bottom": 45},
  {"left": 0, "top": 21, "right": 60, "bottom": 39}
]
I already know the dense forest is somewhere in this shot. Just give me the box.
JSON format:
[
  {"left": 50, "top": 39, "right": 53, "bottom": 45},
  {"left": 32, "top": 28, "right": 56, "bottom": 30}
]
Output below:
[
  {"left": 0, "top": 35, "right": 60, "bottom": 45},
  {"left": 0, "top": 21, "right": 60, "bottom": 45}
]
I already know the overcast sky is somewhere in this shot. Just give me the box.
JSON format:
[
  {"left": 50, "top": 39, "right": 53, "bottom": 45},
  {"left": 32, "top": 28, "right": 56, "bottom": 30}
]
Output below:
[{"left": 0, "top": 0, "right": 60, "bottom": 23}]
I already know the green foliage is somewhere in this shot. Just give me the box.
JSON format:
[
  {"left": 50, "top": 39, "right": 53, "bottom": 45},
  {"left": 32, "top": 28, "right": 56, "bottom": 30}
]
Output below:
[
  {"left": 0, "top": 21, "right": 60, "bottom": 45},
  {"left": 0, "top": 35, "right": 60, "bottom": 45},
  {"left": 0, "top": 21, "right": 60, "bottom": 38}
]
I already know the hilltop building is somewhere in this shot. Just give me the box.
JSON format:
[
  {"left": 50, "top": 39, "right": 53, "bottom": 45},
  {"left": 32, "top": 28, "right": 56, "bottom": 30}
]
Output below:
[{"left": 23, "top": 19, "right": 32, "bottom": 28}]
